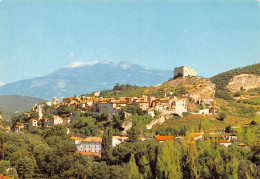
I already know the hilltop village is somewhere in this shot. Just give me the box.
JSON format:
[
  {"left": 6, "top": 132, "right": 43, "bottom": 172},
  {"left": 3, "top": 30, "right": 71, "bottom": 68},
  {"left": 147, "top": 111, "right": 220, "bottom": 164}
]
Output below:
[
  {"left": 0, "top": 64, "right": 260, "bottom": 178},
  {"left": 8, "top": 66, "right": 254, "bottom": 157}
]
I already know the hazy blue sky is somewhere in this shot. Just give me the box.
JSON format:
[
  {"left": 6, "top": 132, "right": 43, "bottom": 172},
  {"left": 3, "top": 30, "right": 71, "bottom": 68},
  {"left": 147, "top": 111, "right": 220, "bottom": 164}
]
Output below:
[{"left": 0, "top": 0, "right": 260, "bottom": 84}]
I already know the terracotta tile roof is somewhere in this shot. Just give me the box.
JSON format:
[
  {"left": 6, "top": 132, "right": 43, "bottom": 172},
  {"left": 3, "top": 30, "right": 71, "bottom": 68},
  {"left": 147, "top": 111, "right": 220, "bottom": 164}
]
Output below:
[
  {"left": 0, "top": 174, "right": 11, "bottom": 179},
  {"left": 76, "top": 151, "right": 101, "bottom": 157},
  {"left": 63, "top": 97, "right": 74, "bottom": 100},
  {"left": 82, "top": 137, "right": 102, "bottom": 143},
  {"left": 190, "top": 134, "right": 203, "bottom": 138},
  {"left": 154, "top": 136, "right": 175, "bottom": 141},
  {"left": 14, "top": 125, "right": 23, "bottom": 128},
  {"left": 70, "top": 136, "right": 84, "bottom": 140},
  {"left": 219, "top": 140, "right": 231, "bottom": 143},
  {"left": 110, "top": 101, "right": 127, "bottom": 104}
]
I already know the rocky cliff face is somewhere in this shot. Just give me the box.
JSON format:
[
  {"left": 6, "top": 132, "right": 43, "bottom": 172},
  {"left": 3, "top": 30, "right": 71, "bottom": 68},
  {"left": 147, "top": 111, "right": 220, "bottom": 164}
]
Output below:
[
  {"left": 227, "top": 74, "right": 260, "bottom": 92},
  {"left": 189, "top": 82, "right": 215, "bottom": 102}
]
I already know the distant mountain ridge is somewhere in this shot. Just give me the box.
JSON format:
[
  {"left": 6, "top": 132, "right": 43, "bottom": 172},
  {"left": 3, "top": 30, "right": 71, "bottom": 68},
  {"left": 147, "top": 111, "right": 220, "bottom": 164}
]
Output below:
[
  {"left": 0, "top": 61, "right": 173, "bottom": 100},
  {"left": 0, "top": 95, "right": 46, "bottom": 118}
]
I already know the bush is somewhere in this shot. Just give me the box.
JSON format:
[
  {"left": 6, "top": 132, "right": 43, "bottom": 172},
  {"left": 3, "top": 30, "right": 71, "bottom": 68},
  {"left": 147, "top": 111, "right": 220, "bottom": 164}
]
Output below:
[{"left": 218, "top": 112, "right": 227, "bottom": 121}]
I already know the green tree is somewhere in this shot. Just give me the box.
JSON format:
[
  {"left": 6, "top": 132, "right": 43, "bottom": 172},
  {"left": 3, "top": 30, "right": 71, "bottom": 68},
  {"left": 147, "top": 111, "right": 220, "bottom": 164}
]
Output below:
[
  {"left": 43, "top": 125, "right": 68, "bottom": 139},
  {"left": 156, "top": 140, "right": 182, "bottom": 179},
  {"left": 225, "top": 125, "right": 232, "bottom": 133},
  {"left": 129, "top": 154, "right": 142, "bottom": 179},
  {"left": 128, "top": 125, "right": 140, "bottom": 143},
  {"left": 90, "top": 161, "right": 110, "bottom": 179},
  {"left": 101, "top": 127, "right": 113, "bottom": 161},
  {"left": 16, "top": 156, "right": 36, "bottom": 179},
  {"left": 218, "top": 112, "right": 227, "bottom": 121},
  {"left": 139, "top": 156, "right": 151, "bottom": 178}
]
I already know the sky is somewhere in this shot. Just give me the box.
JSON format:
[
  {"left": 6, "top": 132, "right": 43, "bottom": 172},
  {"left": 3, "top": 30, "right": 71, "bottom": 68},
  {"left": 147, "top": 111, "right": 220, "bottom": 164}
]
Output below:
[{"left": 0, "top": 0, "right": 260, "bottom": 85}]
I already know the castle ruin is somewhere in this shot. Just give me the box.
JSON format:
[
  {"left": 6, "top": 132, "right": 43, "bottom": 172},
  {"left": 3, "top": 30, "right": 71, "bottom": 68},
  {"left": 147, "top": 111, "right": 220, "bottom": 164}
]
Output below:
[{"left": 174, "top": 66, "right": 197, "bottom": 78}]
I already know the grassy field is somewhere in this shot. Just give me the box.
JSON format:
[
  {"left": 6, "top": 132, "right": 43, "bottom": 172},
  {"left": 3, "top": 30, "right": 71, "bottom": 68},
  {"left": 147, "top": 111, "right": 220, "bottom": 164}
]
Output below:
[{"left": 244, "top": 98, "right": 260, "bottom": 105}]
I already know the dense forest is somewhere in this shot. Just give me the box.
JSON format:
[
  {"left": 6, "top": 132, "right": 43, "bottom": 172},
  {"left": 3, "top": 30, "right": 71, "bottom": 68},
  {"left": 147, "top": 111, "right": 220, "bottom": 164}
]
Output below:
[{"left": 0, "top": 121, "right": 260, "bottom": 178}]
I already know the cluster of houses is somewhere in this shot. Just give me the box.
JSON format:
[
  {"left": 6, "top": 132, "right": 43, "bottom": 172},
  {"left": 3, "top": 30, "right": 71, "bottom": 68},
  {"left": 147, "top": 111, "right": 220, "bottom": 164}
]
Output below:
[
  {"left": 70, "top": 132, "right": 249, "bottom": 157},
  {"left": 59, "top": 95, "right": 189, "bottom": 117},
  {"left": 10, "top": 94, "right": 187, "bottom": 132},
  {"left": 11, "top": 91, "right": 219, "bottom": 133}
]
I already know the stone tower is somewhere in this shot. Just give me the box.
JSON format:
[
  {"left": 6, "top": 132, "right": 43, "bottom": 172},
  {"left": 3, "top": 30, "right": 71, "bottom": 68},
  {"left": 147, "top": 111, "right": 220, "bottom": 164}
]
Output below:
[{"left": 174, "top": 66, "right": 197, "bottom": 78}]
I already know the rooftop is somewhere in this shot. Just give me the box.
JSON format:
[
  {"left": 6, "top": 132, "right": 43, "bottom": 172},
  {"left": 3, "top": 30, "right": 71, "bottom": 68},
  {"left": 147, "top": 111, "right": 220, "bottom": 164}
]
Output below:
[
  {"left": 82, "top": 137, "right": 102, "bottom": 143},
  {"left": 154, "top": 136, "right": 175, "bottom": 141}
]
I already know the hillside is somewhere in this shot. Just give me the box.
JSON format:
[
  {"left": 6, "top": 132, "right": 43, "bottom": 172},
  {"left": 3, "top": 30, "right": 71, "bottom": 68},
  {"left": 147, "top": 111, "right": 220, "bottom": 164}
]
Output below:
[
  {"left": 0, "top": 95, "right": 46, "bottom": 118},
  {"left": 227, "top": 74, "right": 260, "bottom": 92},
  {"left": 210, "top": 63, "right": 260, "bottom": 99},
  {"left": 143, "top": 76, "right": 215, "bottom": 101},
  {"left": 0, "top": 61, "right": 172, "bottom": 100},
  {"left": 210, "top": 63, "right": 260, "bottom": 90}
]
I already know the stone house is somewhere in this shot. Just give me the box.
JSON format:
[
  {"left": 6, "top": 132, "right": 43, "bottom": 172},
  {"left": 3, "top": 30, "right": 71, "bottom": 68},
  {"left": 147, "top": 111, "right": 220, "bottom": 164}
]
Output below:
[
  {"left": 27, "top": 119, "right": 40, "bottom": 130},
  {"left": 45, "top": 116, "right": 64, "bottom": 128},
  {"left": 191, "top": 134, "right": 203, "bottom": 140},
  {"left": 99, "top": 101, "right": 126, "bottom": 114},
  {"left": 154, "top": 136, "right": 175, "bottom": 143},
  {"left": 112, "top": 136, "right": 128, "bottom": 147},
  {"left": 219, "top": 140, "right": 232, "bottom": 147},
  {"left": 171, "top": 99, "right": 187, "bottom": 116},
  {"left": 209, "top": 107, "right": 217, "bottom": 114},
  {"left": 77, "top": 137, "right": 102, "bottom": 153},
  {"left": 198, "top": 109, "right": 210, "bottom": 115},
  {"left": 13, "top": 125, "right": 24, "bottom": 133},
  {"left": 225, "top": 135, "right": 238, "bottom": 141},
  {"left": 133, "top": 98, "right": 150, "bottom": 111}
]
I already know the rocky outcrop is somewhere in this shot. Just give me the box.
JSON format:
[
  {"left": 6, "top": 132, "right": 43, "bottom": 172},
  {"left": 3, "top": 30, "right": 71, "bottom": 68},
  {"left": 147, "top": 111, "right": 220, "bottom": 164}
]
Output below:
[
  {"left": 146, "top": 113, "right": 173, "bottom": 130},
  {"left": 121, "top": 120, "right": 133, "bottom": 135},
  {"left": 227, "top": 74, "right": 260, "bottom": 92},
  {"left": 148, "top": 77, "right": 216, "bottom": 102},
  {"left": 189, "top": 82, "right": 215, "bottom": 102}
]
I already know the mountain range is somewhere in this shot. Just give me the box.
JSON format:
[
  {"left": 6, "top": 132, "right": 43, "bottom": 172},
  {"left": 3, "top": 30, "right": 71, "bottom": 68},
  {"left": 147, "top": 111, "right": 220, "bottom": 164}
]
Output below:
[{"left": 0, "top": 61, "right": 173, "bottom": 100}]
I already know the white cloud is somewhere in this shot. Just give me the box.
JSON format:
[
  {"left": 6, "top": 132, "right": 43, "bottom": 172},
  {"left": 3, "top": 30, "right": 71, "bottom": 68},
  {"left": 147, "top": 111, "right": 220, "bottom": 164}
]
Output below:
[
  {"left": 65, "top": 60, "right": 133, "bottom": 69},
  {"left": 144, "top": 67, "right": 152, "bottom": 70},
  {"left": 65, "top": 61, "right": 99, "bottom": 68},
  {"left": 0, "top": 82, "right": 5, "bottom": 86},
  {"left": 121, "top": 63, "right": 131, "bottom": 69}
]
